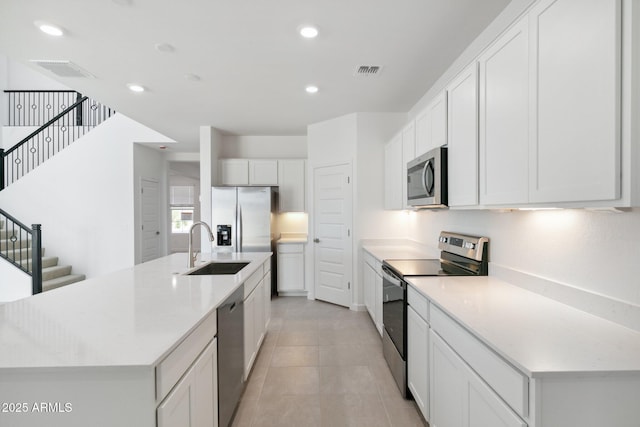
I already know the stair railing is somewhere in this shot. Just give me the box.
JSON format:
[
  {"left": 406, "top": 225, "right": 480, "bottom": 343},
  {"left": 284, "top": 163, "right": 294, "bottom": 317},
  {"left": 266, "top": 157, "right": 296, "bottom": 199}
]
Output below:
[
  {"left": 0, "top": 208, "right": 42, "bottom": 294},
  {"left": 5, "top": 90, "right": 81, "bottom": 126},
  {"left": 1, "top": 91, "right": 115, "bottom": 190}
]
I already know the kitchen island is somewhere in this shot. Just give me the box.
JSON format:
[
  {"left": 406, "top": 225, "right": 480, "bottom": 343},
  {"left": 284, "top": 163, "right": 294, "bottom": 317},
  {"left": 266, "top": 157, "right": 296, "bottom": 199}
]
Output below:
[{"left": 0, "top": 251, "right": 271, "bottom": 427}]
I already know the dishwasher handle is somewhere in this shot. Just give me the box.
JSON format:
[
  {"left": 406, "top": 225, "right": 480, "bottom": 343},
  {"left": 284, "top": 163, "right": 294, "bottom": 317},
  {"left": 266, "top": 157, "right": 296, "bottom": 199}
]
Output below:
[{"left": 382, "top": 266, "right": 405, "bottom": 289}]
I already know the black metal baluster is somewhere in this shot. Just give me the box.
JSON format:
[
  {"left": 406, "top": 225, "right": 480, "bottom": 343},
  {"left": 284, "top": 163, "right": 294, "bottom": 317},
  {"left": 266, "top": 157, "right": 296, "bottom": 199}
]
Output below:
[{"left": 31, "top": 224, "right": 42, "bottom": 294}]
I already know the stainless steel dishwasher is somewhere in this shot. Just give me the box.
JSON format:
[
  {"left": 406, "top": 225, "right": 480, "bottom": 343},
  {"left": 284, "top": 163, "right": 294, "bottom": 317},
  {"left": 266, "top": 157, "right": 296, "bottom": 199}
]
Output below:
[{"left": 217, "top": 285, "right": 244, "bottom": 427}]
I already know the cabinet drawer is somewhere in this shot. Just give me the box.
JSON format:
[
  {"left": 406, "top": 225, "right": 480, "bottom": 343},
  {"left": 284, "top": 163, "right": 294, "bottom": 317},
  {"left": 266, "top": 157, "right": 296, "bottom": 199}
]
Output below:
[
  {"left": 244, "top": 266, "right": 263, "bottom": 299},
  {"left": 407, "top": 286, "right": 429, "bottom": 322},
  {"left": 278, "top": 243, "right": 303, "bottom": 254},
  {"left": 430, "top": 305, "right": 528, "bottom": 417},
  {"left": 363, "top": 250, "right": 376, "bottom": 268},
  {"left": 156, "top": 310, "right": 217, "bottom": 402}
]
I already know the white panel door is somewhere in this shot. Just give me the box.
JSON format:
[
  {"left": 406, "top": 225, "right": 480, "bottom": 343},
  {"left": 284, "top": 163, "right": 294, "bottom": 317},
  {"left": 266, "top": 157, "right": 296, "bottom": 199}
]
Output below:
[
  {"left": 384, "top": 133, "right": 403, "bottom": 210},
  {"left": 402, "top": 122, "right": 416, "bottom": 209},
  {"left": 313, "top": 163, "right": 352, "bottom": 308},
  {"left": 415, "top": 109, "right": 430, "bottom": 156},
  {"left": 157, "top": 367, "right": 195, "bottom": 427},
  {"left": 244, "top": 288, "right": 256, "bottom": 379},
  {"left": 430, "top": 330, "right": 465, "bottom": 427},
  {"left": 529, "top": 0, "right": 621, "bottom": 203},
  {"left": 428, "top": 91, "right": 448, "bottom": 152},
  {"left": 479, "top": 18, "right": 530, "bottom": 205},
  {"left": 408, "top": 305, "right": 430, "bottom": 421},
  {"left": 447, "top": 63, "right": 479, "bottom": 207},
  {"left": 141, "top": 178, "right": 160, "bottom": 263},
  {"left": 193, "top": 339, "right": 217, "bottom": 427},
  {"left": 363, "top": 262, "right": 375, "bottom": 320}
]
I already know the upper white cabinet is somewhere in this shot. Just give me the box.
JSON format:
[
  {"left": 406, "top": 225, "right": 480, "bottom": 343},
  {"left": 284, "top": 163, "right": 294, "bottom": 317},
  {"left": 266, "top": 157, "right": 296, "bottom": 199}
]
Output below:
[
  {"left": 528, "top": 0, "right": 621, "bottom": 203},
  {"left": 278, "top": 160, "right": 306, "bottom": 212},
  {"left": 220, "top": 159, "right": 278, "bottom": 186},
  {"left": 249, "top": 160, "right": 278, "bottom": 185},
  {"left": 447, "top": 63, "right": 479, "bottom": 207},
  {"left": 478, "top": 18, "right": 530, "bottom": 206},
  {"left": 415, "top": 109, "right": 429, "bottom": 156},
  {"left": 402, "top": 122, "right": 416, "bottom": 209},
  {"left": 220, "top": 159, "right": 250, "bottom": 185},
  {"left": 427, "top": 92, "right": 448, "bottom": 153},
  {"left": 384, "top": 132, "right": 403, "bottom": 210}
]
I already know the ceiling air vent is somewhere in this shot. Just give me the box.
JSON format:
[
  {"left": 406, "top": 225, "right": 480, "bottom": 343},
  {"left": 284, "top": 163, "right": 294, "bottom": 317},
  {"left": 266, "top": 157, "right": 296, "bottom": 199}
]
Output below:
[
  {"left": 29, "top": 60, "right": 95, "bottom": 78},
  {"left": 354, "top": 65, "right": 383, "bottom": 76}
]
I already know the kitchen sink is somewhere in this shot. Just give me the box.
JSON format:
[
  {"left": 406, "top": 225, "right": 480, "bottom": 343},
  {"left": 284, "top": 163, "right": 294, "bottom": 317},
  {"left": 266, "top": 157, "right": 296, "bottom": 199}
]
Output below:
[{"left": 187, "top": 261, "right": 250, "bottom": 275}]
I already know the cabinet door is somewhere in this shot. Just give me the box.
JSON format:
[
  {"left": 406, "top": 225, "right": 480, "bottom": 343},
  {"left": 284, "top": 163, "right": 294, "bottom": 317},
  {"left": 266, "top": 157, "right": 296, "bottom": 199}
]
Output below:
[
  {"left": 408, "top": 306, "right": 430, "bottom": 421},
  {"left": 220, "top": 159, "right": 249, "bottom": 185},
  {"left": 374, "top": 271, "right": 383, "bottom": 336},
  {"left": 278, "top": 160, "right": 306, "bottom": 212},
  {"left": 157, "top": 368, "right": 195, "bottom": 427},
  {"left": 363, "top": 262, "right": 375, "bottom": 320},
  {"left": 277, "top": 251, "right": 305, "bottom": 292},
  {"left": 402, "top": 122, "right": 416, "bottom": 209},
  {"left": 430, "top": 331, "right": 465, "bottom": 427},
  {"left": 193, "top": 339, "right": 218, "bottom": 427},
  {"left": 529, "top": 0, "right": 621, "bottom": 203},
  {"left": 428, "top": 92, "right": 447, "bottom": 151},
  {"left": 254, "top": 279, "right": 265, "bottom": 350},
  {"left": 264, "top": 270, "right": 271, "bottom": 329},
  {"left": 249, "top": 160, "right": 278, "bottom": 185},
  {"left": 384, "top": 133, "right": 403, "bottom": 210},
  {"left": 244, "top": 290, "right": 256, "bottom": 379},
  {"left": 415, "top": 109, "right": 430, "bottom": 156},
  {"left": 466, "top": 367, "right": 526, "bottom": 427},
  {"left": 479, "top": 18, "right": 529, "bottom": 205},
  {"left": 447, "top": 63, "right": 479, "bottom": 207}
]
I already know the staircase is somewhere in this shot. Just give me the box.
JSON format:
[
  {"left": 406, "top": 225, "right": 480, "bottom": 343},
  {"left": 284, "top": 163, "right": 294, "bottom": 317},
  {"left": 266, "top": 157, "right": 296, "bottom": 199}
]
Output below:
[
  {"left": 0, "top": 219, "right": 85, "bottom": 292},
  {"left": 1, "top": 90, "right": 114, "bottom": 295}
]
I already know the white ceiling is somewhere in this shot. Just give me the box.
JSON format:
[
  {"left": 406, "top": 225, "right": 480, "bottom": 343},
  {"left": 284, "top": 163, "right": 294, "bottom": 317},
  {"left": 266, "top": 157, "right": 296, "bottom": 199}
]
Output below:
[{"left": 0, "top": 0, "right": 511, "bottom": 151}]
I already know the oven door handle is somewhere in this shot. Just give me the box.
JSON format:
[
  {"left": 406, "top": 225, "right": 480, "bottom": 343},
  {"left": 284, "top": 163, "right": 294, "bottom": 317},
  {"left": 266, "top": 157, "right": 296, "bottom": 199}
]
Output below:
[{"left": 382, "top": 269, "right": 405, "bottom": 289}]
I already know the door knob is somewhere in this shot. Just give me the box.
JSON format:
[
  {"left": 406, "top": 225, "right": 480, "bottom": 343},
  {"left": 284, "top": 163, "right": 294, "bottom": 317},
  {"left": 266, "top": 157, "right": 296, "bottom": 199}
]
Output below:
[{"left": 314, "top": 238, "right": 320, "bottom": 243}]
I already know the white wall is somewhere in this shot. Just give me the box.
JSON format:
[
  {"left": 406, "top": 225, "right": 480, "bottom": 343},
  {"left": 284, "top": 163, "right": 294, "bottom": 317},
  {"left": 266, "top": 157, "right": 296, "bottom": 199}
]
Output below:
[
  {"left": 133, "top": 144, "right": 169, "bottom": 264},
  {"left": 277, "top": 213, "right": 308, "bottom": 235},
  {"left": 0, "top": 114, "right": 174, "bottom": 299},
  {"left": 199, "top": 126, "right": 223, "bottom": 253},
  {"left": 220, "top": 135, "right": 307, "bottom": 158}
]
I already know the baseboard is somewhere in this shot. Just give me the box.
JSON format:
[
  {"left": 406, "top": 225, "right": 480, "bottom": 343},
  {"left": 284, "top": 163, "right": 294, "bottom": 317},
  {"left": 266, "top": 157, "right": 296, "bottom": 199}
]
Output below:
[{"left": 490, "top": 263, "right": 640, "bottom": 332}]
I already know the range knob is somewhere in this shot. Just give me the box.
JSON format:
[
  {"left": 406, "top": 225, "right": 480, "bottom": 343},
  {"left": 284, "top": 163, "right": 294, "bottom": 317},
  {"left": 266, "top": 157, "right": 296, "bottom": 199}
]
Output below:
[
  {"left": 439, "top": 236, "right": 448, "bottom": 243},
  {"left": 464, "top": 242, "right": 476, "bottom": 250}
]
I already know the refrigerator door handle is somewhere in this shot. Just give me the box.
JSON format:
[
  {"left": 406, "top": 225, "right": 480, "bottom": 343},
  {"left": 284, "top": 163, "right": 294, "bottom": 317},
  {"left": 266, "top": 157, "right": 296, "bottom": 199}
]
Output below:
[{"left": 238, "top": 204, "right": 243, "bottom": 252}]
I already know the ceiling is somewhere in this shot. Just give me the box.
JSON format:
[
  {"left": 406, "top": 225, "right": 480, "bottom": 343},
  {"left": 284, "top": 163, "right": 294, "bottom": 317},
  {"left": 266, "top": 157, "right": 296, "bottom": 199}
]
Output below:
[{"left": 0, "top": 0, "right": 511, "bottom": 152}]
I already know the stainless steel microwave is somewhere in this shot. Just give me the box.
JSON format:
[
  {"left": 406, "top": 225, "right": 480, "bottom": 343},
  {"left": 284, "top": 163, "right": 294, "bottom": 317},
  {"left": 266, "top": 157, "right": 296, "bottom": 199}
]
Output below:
[{"left": 407, "top": 146, "right": 448, "bottom": 208}]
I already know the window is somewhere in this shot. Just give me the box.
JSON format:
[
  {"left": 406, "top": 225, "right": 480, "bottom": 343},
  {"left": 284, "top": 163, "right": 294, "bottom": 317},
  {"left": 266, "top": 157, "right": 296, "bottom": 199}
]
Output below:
[{"left": 170, "top": 186, "right": 195, "bottom": 233}]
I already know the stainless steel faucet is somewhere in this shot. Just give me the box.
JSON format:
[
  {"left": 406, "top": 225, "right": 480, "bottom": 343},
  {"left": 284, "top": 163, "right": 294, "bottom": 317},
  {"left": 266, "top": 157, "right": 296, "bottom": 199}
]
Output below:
[{"left": 188, "top": 221, "right": 215, "bottom": 268}]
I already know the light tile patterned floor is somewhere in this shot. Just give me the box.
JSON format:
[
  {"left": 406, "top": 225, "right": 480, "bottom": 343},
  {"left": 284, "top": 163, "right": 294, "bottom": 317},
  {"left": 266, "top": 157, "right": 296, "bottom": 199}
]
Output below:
[{"left": 232, "top": 296, "right": 428, "bottom": 427}]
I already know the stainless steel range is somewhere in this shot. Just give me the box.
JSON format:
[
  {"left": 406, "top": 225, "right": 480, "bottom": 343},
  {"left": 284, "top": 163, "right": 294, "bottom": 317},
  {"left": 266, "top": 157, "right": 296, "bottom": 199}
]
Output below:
[{"left": 381, "top": 231, "right": 489, "bottom": 397}]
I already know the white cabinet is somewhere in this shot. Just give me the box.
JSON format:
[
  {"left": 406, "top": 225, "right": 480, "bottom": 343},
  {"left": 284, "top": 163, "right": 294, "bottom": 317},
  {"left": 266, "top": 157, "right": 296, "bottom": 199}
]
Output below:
[
  {"left": 384, "top": 133, "right": 403, "bottom": 210},
  {"left": 157, "top": 338, "right": 218, "bottom": 427},
  {"left": 263, "top": 259, "right": 272, "bottom": 329},
  {"left": 401, "top": 122, "right": 416, "bottom": 209},
  {"left": 243, "top": 263, "right": 269, "bottom": 379},
  {"left": 478, "top": 17, "right": 530, "bottom": 205},
  {"left": 528, "top": 0, "right": 621, "bottom": 203},
  {"left": 220, "top": 159, "right": 249, "bottom": 185},
  {"left": 249, "top": 160, "right": 278, "bottom": 185},
  {"left": 278, "top": 160, "right": 306, "bottom": 212},
  {"left": 277, "top": 243, "right": 305, "bottom": 294},
  {"left": 430, "top": 331, "right": 525, "bottom": 427},
  {"left": 415, "top": 109, "right": 429, "bottom": 156},
  {"left": 447, "top": 63, "right": 479, "bottom": 207},
  {"left": 427, "top": 92, "right": 447, "bottom": 153},
  {"left": 220, "top": 159, "right": 278, "bottom": 186},
  {"left": 244, "top": 285, "right": 257, "bottom": 379},
  {"left": 407, "top": 304, "right": 429, "bottom": 421},
  {"left": 363, "top": 250, "right": 383, "bottom": 336}
]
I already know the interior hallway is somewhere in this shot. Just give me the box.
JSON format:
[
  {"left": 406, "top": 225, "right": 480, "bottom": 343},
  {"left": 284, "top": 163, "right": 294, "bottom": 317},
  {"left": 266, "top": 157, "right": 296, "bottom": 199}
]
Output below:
[{"left": 232, "top": 296, "right": 427, "bottom": 427}]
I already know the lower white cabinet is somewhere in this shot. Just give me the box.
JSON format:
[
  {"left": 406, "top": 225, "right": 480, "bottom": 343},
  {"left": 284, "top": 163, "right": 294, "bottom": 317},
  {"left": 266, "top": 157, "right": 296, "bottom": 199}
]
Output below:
[
  {"left": 363, "top": 250, "right": 383, "bottom": 335},
  {"left": 244, "top": 262, "right": 271, "bottom": 379},
  {"left": 430, "top": 331, "right": 526, "bottom": 427},
  {"left": 407, "top": 305, "right": 429, "bottom": 421},
  {"left": 277, "top": 243, "right": 305, "bottom": 294},
  {"left": 157, "top": 338, "right": 218, "bottom": 427}
]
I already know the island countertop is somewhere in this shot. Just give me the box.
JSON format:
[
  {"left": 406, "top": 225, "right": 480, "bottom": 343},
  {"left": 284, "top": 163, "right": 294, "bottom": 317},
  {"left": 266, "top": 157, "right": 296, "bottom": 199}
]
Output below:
[{"left": 0, "top": 252, "right": 270, "bottom": 371}]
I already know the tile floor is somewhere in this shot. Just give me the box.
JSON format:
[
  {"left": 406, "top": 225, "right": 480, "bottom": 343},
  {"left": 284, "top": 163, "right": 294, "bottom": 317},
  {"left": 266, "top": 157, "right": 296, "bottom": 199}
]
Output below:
[{"left": 232, "top": 296, "right": 427, "bottom": 427}]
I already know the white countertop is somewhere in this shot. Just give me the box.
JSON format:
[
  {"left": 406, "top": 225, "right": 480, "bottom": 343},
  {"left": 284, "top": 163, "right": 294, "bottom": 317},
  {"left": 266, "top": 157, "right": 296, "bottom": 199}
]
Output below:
[
  {"left": 0, "top": 252, "right": 270, "bottom": 371},
  {"left": 277, "top": 233, "right": 308, "bottom": 244},
  {"left": 408, "top": 275, "right": 640, "bottom": 378}
]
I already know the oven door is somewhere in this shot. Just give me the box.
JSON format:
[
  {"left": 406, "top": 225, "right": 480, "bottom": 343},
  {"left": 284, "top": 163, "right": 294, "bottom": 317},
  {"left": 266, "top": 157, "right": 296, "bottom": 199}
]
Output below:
[{"left": 382, "top": 266, "right": 406, "bottom": 358}]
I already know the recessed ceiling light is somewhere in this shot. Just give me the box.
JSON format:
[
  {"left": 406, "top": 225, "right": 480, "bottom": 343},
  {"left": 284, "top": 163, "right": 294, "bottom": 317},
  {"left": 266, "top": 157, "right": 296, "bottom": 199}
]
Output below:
[
  {"left": 305, "top": 85, "right": 319, "bottom": 94},
  {"left": 184, "top": 73, "right": 201, "bottom": 82},
  {"left": 155, "top": 43, "right": 175, "bottom": 53},
  {"left": 34, "top": 21, "right": 64, "bottom": 37},
  {"left": 299, "top": 26, "right": 318, "bottom": 39},
  {"left": 127, "top": 83, "right": 145, "bottom": 93}
]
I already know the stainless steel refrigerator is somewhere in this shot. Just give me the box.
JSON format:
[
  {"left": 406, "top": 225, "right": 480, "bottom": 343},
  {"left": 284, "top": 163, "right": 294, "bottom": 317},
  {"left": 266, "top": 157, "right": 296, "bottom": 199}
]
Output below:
[{"left": 211, "top": 186, "right": 278, "bottom": 294}]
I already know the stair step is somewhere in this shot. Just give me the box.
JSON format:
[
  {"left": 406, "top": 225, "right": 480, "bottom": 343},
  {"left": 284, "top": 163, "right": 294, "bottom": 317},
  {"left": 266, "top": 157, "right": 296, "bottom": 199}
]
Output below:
[
  {"left": 2, "top": 247, "right": 46, "bottom": 260},
  {"left": 17, "top": 256, "right": 58, "bottom": 270},
  {"left": 42, "top": 265, "right": 72, "bottom": 281},
  {"left": 43, "top": 274, "right": 85, "bottom": 292},
  {"left": 0, "top": 238, "right": 31, "bottom": 251}
]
